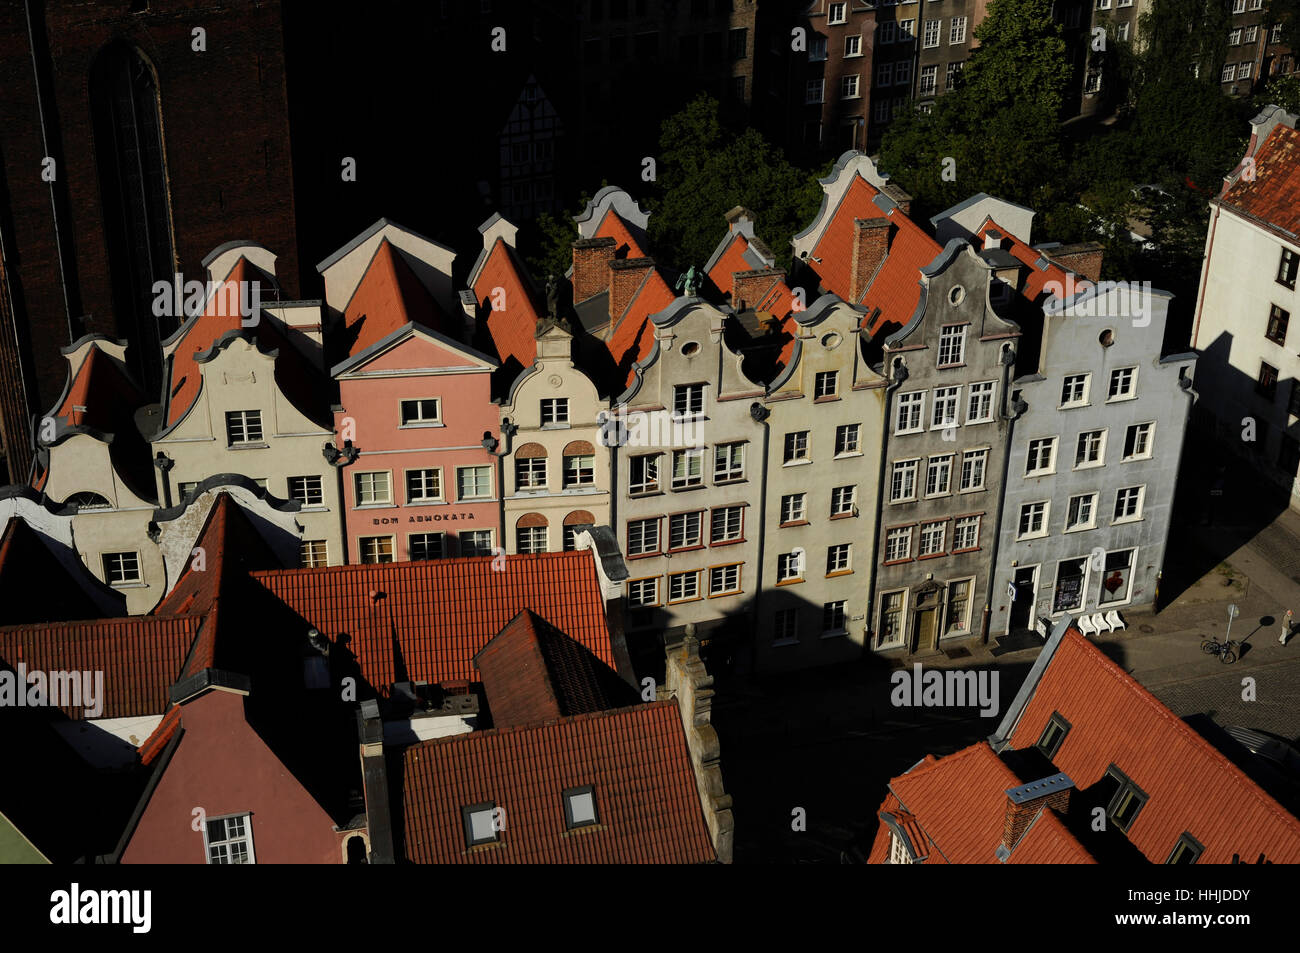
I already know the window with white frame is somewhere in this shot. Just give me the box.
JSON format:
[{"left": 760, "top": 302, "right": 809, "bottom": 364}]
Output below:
[
  {"left": 669, "top": 570, "right": 701, "bottom": 603},
  {"left": 205, "top": 814, "right": 255, "bottom": 864},
  {"left": 842, "top": 74, "right": 861, "bottom": 98},
  {"left": 628, "top": 517, "right": 661, "bottom": 556},
  {"left": 1117, "top": 21, "right": 1130, "bottom": 41},
  {"left": 805, "top": 78, "right": 825, "bottom": 103},
  {"left": 671, "top": 448, "right": 704, "bottom": 489},
  {"left": 890, "top": 459, "right": 919, "bottom": 502},
  {"left": 777, "top": 551, "right": 804, "bottom": 582},
  {"left": 831, "top": 484, "right": 856, "bottom": 516},
  {"left": 827, "top": 543, "right": 851, "bottom": 574},
  {"left": 896, "top": 392, "right": 925, "bottom": 433},
  {"left": 289, "top": 475, "right": 324, "bottom": 506},
  {"left": 932, "top": 386, "right": 960, "bottom": 428},
  {"left": 809, "top": 35, "right": 828, "bottom": 61},
  {"left": 517, "top": 524, "right": 548, "bottom": 554},
  {"left": 835, "top": 423, "right": 861, "bottom": 455},
  {"left": 629, "top": 454, "right": 659, "bottom": 494},
  {"left": 925, "top": 454, "right": 953, "bottom": 496},
  {"left": 899, "top": 19, "right": 915, "bottom": 42},
  {"left": 1273, "top": 24, "right": 1283, "bottom": 42},
  {"left": 1075, "top": 429, "right": 1107, "bottom": 468},
  {"left": 815, "top": 370, "right": 838, "bottom": 399},
  {"left": 103, "top": 551, "right": 141, "bottom": 585},
  {"left": 773, "top": 608, "right": 799, "bottom": 643},
  {"left": 406, "top": 468, "right": 443, "bottom": 503},
  {"left": 780, "top": 492, "right": 807, "bottom": 524},
  {"left": 1123, "top": 422, "right": 1154, "bottom": 460},
  {"left": 919, "top": 521, "right": 946, "bottom": 556},
  {"left": 828, "top": 1, "right": 847, "bottom": 24},
  {"left": 1245, "top": 25, "right": 1258, "bottom": 43},
  {"left": 711, "top": 506, "right": 744, "bottom": 543},
  {"left": 823, "top": 600, "right": 847, "bottom": 633},
  {"left": 628, "top": 577, "right": 659, "bottom": 607},
  {"left": 540, "top": 398, "right": 569, "bottom": 425},
  {"left": 845, "top": 34, "right": 862, "bottom": 56},
  {"left": 878, "top": 61, "right": 894, "bottom": 86},
  {"left": 409, "top": 532, "right": 444, "bottom": 561},
  {"left": 1229, "top": 27, "right": 1242, "bottom": 45},
  {"left": 355, "top": 471, "right": 392, "bottom": 506},
  {"left": 709, "top": 564, "right": 741, "bottom": 596},
  {"left": 1222, "top": 63, "right": 1236, "bottom": 83},
  {"left": 953, "top": 515, "right": 980, "bottom": 550},
  {"left": 946, "top": 578, "right": 972, "bottom": 632},
  {"left": 1114, "top": 486, "right": 1144, "bottom": 522},
  {"left": 937, "top": 324, "right": 966, "bottom": 367},
  {"left": 1066, "top": 493, "right": 1097, "bottom": 531},
  {"left": 668, "top": 511, "right": 704, "bottom": 550},
  {"left": 1232, "top": 0, "right": 1246, "bottom": 12},
  {"left": 673, "top": 383, "right": 705, "bottom": 417},
  {"left": 966, "top": 380, "right": 995, "bottom": 422},
  {"left": 1060, "top": 373, "right": 1090, "bottom": 407},
  {"left": 563, "top": 452, "right": 595, "bottom": 489},
  {"left": 879, "top": 590, "right": 906, "bottom": 646},
  {"left": 1026, "top": 437, "right": 1057, "bottom": 475},
  {"left": 225, "top": 409, "right": 263, "bottom": 446},
  {"left": 457, "top": 466, "right": 492, "bottom": 500},
  {"left": 459, "top": 530, "right": 494, "bottom": 557},
  {"left": 359, "top": 536, "right": 395, "bottom": 563},
  {"left": 516, "top": 454, "right": 547, "bottom": 490},
  {"left": 1237, "top": 61, "right": 1252, "bottom": 80},
  {"left": 784, "top": 431, "right": 810, "bottom": 463},
  {"left": 400, "top": 398, "right": 441, "bottom": 426},
  {"left": 949, "top": 15, "right": 967, "bottom": 43},
  {"left": 923, "top": 19, "right": 940, "bottom": 47},
  {"left": 1108, "top": 366, "right": 1137, "bottom": 400},
  {"left": 885, "top": 526, "right": 913, "bottom": 561},
  {"left": 1250, "top": 0, "right": 1264, "bottom": 9},
  {"left": 1096, "top": 0, "right": 1111, "bottom": 8},
  {"left": 946, "top": 60, "right": 963, "bottom": 89},
  {"left": 300, "top": 540, "right": 328, "bottom": 568},
  {"left": 919, "top": 64, "right": 938, "bottom": 95},
  {"left": 1019, "top": 501, "right": 1049, "bottom": 538},
  {"left": 1099, "top": 548, "right": 1136, "bottom": 604},
  {"left": 714, "top": 442, "right": 745, "bottom": 482},
  {"left": 959, "top": 448, "right": 987, "bottom": 490}
]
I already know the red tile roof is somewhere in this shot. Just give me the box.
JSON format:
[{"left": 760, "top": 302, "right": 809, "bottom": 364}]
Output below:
[
  {"left": 250, "top": 551, "right": 614, "bottom": 694},
  {"left": 54, "top": 345, "right": 147, "bottom": 432},
  {"left": 1006, "top": 629, "right": 1300, "bottom": 863},
  {"left": 608, "top": 269, "right": 675, "bottom": 390},
  {"left": 594, "top": 210, "right": 647, "bottom": 259},
  {"left": 473, "top": 238, "right": 542, "bottom": 371},
  {"left": 341, "top": 239, "right": 449, "bottom": 360},
  {"left": 1220, "top": 124, "right": 1300, "bottom": 238},
  {"left": 0, "top": 519, "right": 102, "bottom": 624},
  {"left": 975, "top": 218, "right": 1069, "bottom": 303},
  {"left": 394, "top": 701, "right": 716, "bottom": 863},
  {"left": 865, "top": 744, "right": 1095, "bottom": 864},
  {"left": 707, "top": 235, "right": 754, "bottom": 298},
  {"left": 139, "top": 704, "right": 182, "bottom": 766},
  {"left": 0, "top": 616, "right": 201, "bottom": 719}
]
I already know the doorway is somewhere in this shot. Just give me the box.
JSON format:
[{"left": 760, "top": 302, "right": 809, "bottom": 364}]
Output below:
[
  {"left": 1009, "top": 566, "right": 1038, "bottom": 631},
  {"left": 910, "top": 585, "right": 942, "bottom": 654}
]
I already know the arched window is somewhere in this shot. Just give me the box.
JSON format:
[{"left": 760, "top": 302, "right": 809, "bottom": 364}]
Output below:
[
  {"left": 561, "top": 440, "right": 596, "bottom": 489},
  {"left": 66, "top": 491, "right": 111, "bottom": 510},
  {"left": 90, "top": 42, "right": 176, "bottom": 394},
  {"left": 516, "top": 512, "right": 548, "bottom": 554},
  {"left": 562, "top": 510, "right": 595, "bottom": 551},
  {"left": 515, "top": 442, "right": 548, "bottom": 491}
]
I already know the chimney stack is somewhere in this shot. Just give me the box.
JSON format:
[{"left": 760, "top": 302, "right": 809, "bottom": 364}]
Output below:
[
  {"left": 724, "top": 206, "right": 756, "bottom": 238},
  {"left": 733, "top": 268, "right": 786, "bottom": 313},
  {"left": 984, "top": 229, "right": 1004, "bottom": 251},
  {"left": 1000, "top": 773, "right": 1073, "bottom": 858},
  {"left": 850, "top": 218, "right": 892, "bottom": 304},
  {"left": 609, "top": 257, "right": 654, "bottom": 326},
  {"left": 572, "top": 236, "right": 617, "bottom": 304}
]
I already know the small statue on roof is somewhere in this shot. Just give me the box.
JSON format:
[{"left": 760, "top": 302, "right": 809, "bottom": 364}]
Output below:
[
  {"left": 676, "top": 265, "right": 700, "bottom": 298},
  {"left": 545, "top": 273, "right": 560, "bottom": 319}
]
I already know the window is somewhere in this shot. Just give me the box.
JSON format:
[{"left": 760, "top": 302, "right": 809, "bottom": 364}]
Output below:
[
  {"left": 845, "top": 34, "right": 862, "bottom": 56},
  {"left": 919, "top": 64, "right": 938, "bottom": 95},
  {"left": 540, "top": 398, "right": 569, "bottom": 425},
  {"left": 516, "top": 454, "right": 546, "bottom": 490},
  {"left": 810, "top": 35, "right": 828, "bottom": 61},
  {"left": 1108, "top": 366, "right": 1137, "bottom": 401},
  {"left": 1123, "top": 422, "right": 1154, "bottom": 461},
  {"left": 205, "top": 814, "right": 254, "bottom": 864},
  {"left": 895, "top": 60, "right": 913, "bottom": 85},
  {"left": 823, "top": 600, "right": 847, "bottom": 633},
  {"left": 966, "top": 381, "right": 995, "bottom": 423},
  {"left": 355, "top": 471, "right": 392, "bottom": 506},
  {"left": 300, "top": 540, "right": 328, "bottom": 568},
  {"left": 516, "top": 521, "right": 548, "bottom": 554},
  {"left": 773, "top": 608, "right": 799, "bottom": 644},
  {"left": 780, "top": 493, "right": 807, "bottom": 524},
  {"left": 946, "top": 60, "right": 964, "bottom": 89},
  {"left": 225, "top": 410, "right": 263, "bottom": 446},
  {"left": 176, "top": 482, "right": 199, "bottom": 499},
  {"left": 559, "top": 786, "right": 599, "bottom": 831},
  {"left": 461, "top": 803, "right": 500, "bottom": 847},
  {"left": 1113, "top": 486, "right": 1144, "bottom": 523},
  {"left": 946, "top": 579, "right": 971, "bottom": 632},
  {"left": 1060, "top": 373, "right": 1090, "bottom": 407},
  {"left": 959, "top": 449, "right": 988, "bottom": 491},
  {"left": 898, "top": 19, "right": 915, "bottom": 42},
  {"left": 923, "top": 19, "right": 940, "bottom": 48},
  {"left": 924, "top": 454, "right": 953, "bottom": 496},
  {"left": 1105, "top": 767, "right": 1148, "bottom": 833},
  {"left": 879, "top": 22, "right": 896, "bottom": 45},
  {"left": 1238, "top": 61, "right": 1253, "bottom": 80},
  {"left": 1036, "top": 712, "right": 1071, "bottom": 760},
  {"left": 932, "top": 386, "right": 960, "bottom": 428},
  {"left": 874, "top": 98, "right": 891, "bottom": 123},
  {"left": 628, "top": 517, "right": 661, "bottom": 556},
  {"left": 835, "top": 424, "right": 861, "bottom": 456},
  {"left": 668, "top": 511, "right": 704, "bottom": 550},
  {"left": 457, "top": 466, "right": 492, "bottom": 500},
  {"left": 671, "top": 448, "right": 704, "bottom": 489},
  {"left": 289, "top": 475, "right": 323, "bottom": 506},
  {"left": 714, "top": 442, "right": 745, "bottom": 482},
  {"left": 828, "top": 1, "right": 847, "bottom": 24},
  {"left": 949, "top": 15, "right": 967, "bottom": 44},
  {"left": 400, "top": 398, "right": 440, "bottom": 426},
  {"left": 841, "top": 74, "right": 860, "bottom": 98},
  {"left": 1075, "top": 429, "right": 1106, "bottom": 468},
  {"left": 1019, "top": 501, "right": 1048, "bottom": 538},
  {"left": 668, "top": 570, "right": 701, "bottom": 603},
  {"left": 878, "top": 591, "right": 906, "bottom": 647},
  {"left": 563, "top": 453, "right": 596, "bottom": 488},
  {"left": 878, "top": 62, "right": 894, "bottom": 86},
  {"left": 1066, "top": 493, "right": 1097, "bottom": 531},
  {"left": 1278, "top": 249, "right": 1299, "bottom": 289},
  {"left": 673, "top": 383, "right": 705, "bottom": 417},
  {"left": 1026, "top": 437, "right": 1057, "bottom": 476},
  {"left": 459, "top": 530, "right": 494, "bottom": 557},
  {"left": 628, "top": 577, "right": 659, "bottom": 607},
  {"left": 103, "top": 551, "right": 141, "bottom": 585},
  {"left": 1117, "top": 21, "right": 1130, "bottom": 41},
  {"left": 890, "top": 459, "right": 919, "bottom": 502},
  {"left": 709, "top": 564, "right": 741, "bottom": 596},
  {"left": 953, "top": 514, "right": 980, "bottom": 550},
  {"left": 1244, "top": 25, "right": 1258, "bottom": 43},
  {"left": 711, "top": 506, "right": 743, "bottom": 543},
  {"left": 629, "top": 454, "right": 659, "bottom": 494},
  {"left": 1229, "top": 27, "right": 1242, "bottom": 45},
  {"left": 784, "top": 431, "right": 810, "bottom": 463},
  {"left": 937, "top": 325, "right": 966, "bottom": 367},
  {"left": 1267, "top": 305, "right": 1290, "bottom": 346},
  {"left": 359, "top": 536, "right": 394, "bottom": 563},
  {"left": 1258, "top": 361, "right": 1279, "bottom": 399},
  {"left": 409, "top": 533, "right": 443, "bottom": 561},
  {"left": 919, "top": 520, "right": 946, "bottom": 556},
  {"left": 896, "top": 392, "right": 925, "bottom": 433},
  {"left": 728, "top": 26, "right": 747, "bottom": 59},
  {"left": 885, "top": 526, "right": 913, "bottom": 562},
  {"left": 1274, "top": 24, "right": 1284, "bottom": 42},
  {"left": 814, "top": 370, "right": 838, "bottom": 399},
  {"left": 777, "top": 551, "right": 804, "bottom": 583},
  {"left": 1222, "top": 64, "right": 1236, "bottom": 83},
  {"left": 805, "top": 78, "right": 825, "bottom": 104},
  {"left": 1096, "top": 0, "right": 1111, "bottom": 7},
  {"left": 831, "top": 485, "right": 856, "bottom": 516},
  {"left": 406, "top": 468, "right": 443, "bottom": 503},
  {"left": 1167, "top": 833, "right": 1204, "bottom": 865},
  {"left": 827, "top": 543, "right": 851, "bottom": 574},
  {"left": 1100, "top": 548, "right": 1135, "bottom": 604}
]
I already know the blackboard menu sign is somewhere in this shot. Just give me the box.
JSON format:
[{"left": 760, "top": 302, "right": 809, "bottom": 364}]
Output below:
[{"left": 1053, "top": 575, "right": 1083, "bottom": 613}]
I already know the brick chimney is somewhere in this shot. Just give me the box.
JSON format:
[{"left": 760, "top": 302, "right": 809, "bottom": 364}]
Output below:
[
  {"left": 1000, "top": 773, "right": 1073, "bottom": 858},
  {"left": 850, "top": 217, "right": 892, "bottom": 304},
  {"left": 609, "top": 257, "right": 654, "bottom": 325},
  {"left": 883, "top": 184, "right": 913, "bottom": 216},
  {"left": 1044, "top": 242, "right": 1104, "bottom": 283},
  {"left": 733, "top": 268, "right": 786, "bottom": 312},
  {"left": 572, "top": 236, "right": 617, "bottom": 304}
]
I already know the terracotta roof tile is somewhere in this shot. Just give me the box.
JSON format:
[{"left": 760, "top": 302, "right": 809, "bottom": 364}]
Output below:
[
  {"left": 1220, "top": 125, "right": 1300, "bottom": 238},
  {"left": 594, "top": 210, "right": 647, "bottom": 259},
  {"left": 707, "top": 235, "right": 753, "bottom": 297},
  {"left": 608, "top": 270, "right": 675, "bottom": 390},
  {"left": 473, "top": 238, "right": 542, "bottom": 372},
  {"left": 139, "top": 704, "right": 182, "bottom": 766},
  {"left": 394, "top": 701, "right": 716, "bottom": 863},
  {"left": 340, "top": 239, "right": 450, "bottom": 360},
  {"left": 0, "top": 520, "right": 102, "bottom": 624},
  {"left": 975, "top": 219, "right": 1069, "bottom": 303},
  {"left": 54, "top": 346, "right": 147, "bottom": 432}
]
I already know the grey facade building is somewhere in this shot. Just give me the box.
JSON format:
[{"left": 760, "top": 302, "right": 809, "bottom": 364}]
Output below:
[
  {"left": 873, "top": 241, "right": 1020, "bottom": 655},
  {"left": 993, "top": 284, "right": 1196, "bottom": 634}
]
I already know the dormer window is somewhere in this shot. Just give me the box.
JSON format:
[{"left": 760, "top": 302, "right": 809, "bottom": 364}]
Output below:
[
  {"left": 1036, "top": 712, "right": 1071, "bottom": 760},
  {"left": 563, "top": 785, "right": 599, "bottom": 830}
]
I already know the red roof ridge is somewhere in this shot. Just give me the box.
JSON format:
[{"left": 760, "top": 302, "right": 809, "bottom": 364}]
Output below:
[
  {"left": 340, "top": 238, "right": 447, "bottom": 360},
  {"left": 402, "top": 699, "right": 676, "bottom": 752}
]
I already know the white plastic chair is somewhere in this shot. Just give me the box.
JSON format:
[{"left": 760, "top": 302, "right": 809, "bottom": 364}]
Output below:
[
  {"left": 1077, "top": 614, "right": 1098, "bottom": 637},
  {"left": 1105, "top": 610, "right": 1126, "bottom": 632},
  {"left": 1091, "top": 612, "right": 1111, "bottom": 634}
]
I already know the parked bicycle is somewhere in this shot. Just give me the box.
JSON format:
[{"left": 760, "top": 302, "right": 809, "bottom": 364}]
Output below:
[{"left": 1201, "top": 634, "right": 1240, "bottom": 664}]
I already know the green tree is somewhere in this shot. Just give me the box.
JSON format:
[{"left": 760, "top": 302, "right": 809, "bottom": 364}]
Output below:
[{"left": 519, "top": 190, "right": 595, "bottom": 281}]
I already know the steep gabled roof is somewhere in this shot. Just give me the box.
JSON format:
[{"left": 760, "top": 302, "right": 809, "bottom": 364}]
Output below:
[
  {"left": 608, "top": 270, "right": 675, "bottom": 391},
  {"left": 472, "top": 237, "right": 543, "bottom": 373},
  {"left": 0, "top": 519, "right": 103, "bottom": 624},
  {"left": 337, "top": 239, "right": 451, "bottom": 362},
  {"left": 1003, "top": 628, "right": 1300, "bottom": 864},
  {"left": 593, "top": 208, "right": 648, "bottom": 259},
  {"left": 975, "top": 218, "right": 1069, "bottom": 303},
  {"left": 1218, "top": 123, "right": 1300, "bottom": 240},
  {"left": 250, "top": 551, "right": 614, "bottom": 695},
  {"left": 52, "top": 344, "right": 146, "bottom": 433},
  {"left": 865, "top": 743, "right": 1095, "bottom": 864},
  {"left": 392, "top": 701, "right": 716, "bottom": 863}
]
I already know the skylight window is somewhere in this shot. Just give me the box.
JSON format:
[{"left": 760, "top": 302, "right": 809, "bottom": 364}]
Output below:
[
  {"left": 462, "top": 801, "right": 501, "bottom": 847},
  {"left": 563, "top": 785, "right": 599, "bottom": 830}
]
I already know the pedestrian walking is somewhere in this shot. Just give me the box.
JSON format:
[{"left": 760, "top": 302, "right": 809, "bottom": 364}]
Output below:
[{"left": 1282, "top": 609, "right": 1293, "bottom": 645}]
